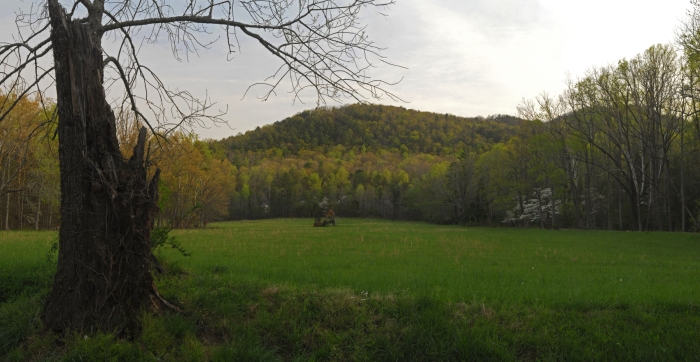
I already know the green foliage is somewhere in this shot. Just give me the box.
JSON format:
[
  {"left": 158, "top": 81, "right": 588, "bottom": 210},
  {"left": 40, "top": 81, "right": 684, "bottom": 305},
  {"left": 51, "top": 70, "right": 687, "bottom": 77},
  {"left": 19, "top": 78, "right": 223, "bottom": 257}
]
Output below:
[
  {"left": 213, "top": 38, "right": 700, "bottom": 232},
  {"left": 218, "top": 104, "right": 521, "bottom": 160},
  {"left": 0, "top": 92, "right": 60, "bottom": 231},
  {"left": 217, "top": 105, "right": 520, "bottom": 224},
  {"left": 151, "top": 227, "right": 190, "bottom": 257},
  {"left": 45, "top": 236, "right": 58, "bottom": 263}
]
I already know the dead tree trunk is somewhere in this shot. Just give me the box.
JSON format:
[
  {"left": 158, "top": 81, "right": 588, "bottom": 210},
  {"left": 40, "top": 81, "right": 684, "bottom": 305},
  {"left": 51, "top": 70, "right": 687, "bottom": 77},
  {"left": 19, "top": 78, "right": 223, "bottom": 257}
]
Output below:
[{"left": 42, "top": 2, "right": 169, "bottom": 334}]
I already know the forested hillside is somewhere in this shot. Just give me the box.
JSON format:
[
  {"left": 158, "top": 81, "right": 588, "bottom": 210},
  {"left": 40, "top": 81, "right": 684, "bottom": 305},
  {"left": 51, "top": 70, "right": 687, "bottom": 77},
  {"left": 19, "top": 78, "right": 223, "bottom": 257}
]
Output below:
[
  {"left": 212, "top": 104, "right": 524, "bottom": 223},
  {"left": 215, "top": 43, "right": 700, "bottom": 231},
  {"left": 4, "top": 46, "right": 700, "bottom": 232},
  {"left": 218, "top": 104, "right": 521, "bottom": 156}
]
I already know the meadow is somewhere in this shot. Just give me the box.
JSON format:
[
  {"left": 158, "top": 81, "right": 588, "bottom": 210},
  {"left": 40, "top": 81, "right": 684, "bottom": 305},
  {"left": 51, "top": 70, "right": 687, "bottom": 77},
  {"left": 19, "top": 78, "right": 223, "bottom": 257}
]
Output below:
[
  {"left": 167, "top": 219, "right": 700, "bottom": 306},
  {"left": 1, "top": 219, "right": 700, "bottom": 361}
]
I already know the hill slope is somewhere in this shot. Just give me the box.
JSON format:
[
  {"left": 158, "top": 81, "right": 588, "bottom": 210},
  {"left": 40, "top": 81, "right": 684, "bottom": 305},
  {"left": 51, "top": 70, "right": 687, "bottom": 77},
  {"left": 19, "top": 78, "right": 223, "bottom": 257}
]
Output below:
[{"left": 216, "top": 104, "right": 522, "bottom": 156}]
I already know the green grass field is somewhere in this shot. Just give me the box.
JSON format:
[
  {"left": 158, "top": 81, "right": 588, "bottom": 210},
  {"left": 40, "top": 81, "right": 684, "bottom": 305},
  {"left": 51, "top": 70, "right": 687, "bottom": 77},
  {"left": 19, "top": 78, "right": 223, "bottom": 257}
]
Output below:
[
  {"left": 165, "top": 219, "right": 700, "bottom": 306},
  {"left": 2, "top": 219, "right": 700, "bottom": 361}
]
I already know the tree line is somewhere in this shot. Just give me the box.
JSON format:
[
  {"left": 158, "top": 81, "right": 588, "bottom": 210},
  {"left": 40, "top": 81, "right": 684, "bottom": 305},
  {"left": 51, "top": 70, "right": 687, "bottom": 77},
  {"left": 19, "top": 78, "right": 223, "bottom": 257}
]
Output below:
[
  {"left": 220, "top": 43, "right": 700, "bottom": 231},
  {"left": 4, "top": 45, "right": 700, "bottom": 232},
  {"left": 0, "top": 99, "right": 236, "bottom": 230},
  {"left": 0, "top": 93, "right": 58, "bottom": 230}
]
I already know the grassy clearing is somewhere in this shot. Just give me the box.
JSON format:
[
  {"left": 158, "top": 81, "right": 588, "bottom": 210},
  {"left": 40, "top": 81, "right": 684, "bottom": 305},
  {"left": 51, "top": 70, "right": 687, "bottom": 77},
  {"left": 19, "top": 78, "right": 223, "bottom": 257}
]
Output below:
[
  {"left": 167, "top": 219, "right": 700, "bottom": 306},
  {"left": 1, "top": 219, "right": 700, "bottom": 361}
]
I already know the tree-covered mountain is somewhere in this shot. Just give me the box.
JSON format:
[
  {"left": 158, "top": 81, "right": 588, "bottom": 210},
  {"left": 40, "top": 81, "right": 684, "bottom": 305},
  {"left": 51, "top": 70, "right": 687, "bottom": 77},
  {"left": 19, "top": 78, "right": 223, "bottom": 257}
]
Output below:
[
  {"left": 211, "top": 44, "right": 700, "bottom": 232},
  {"left": 8, "top": 46, "right": 700, "bottom": 232},
  {"left": 217, "top": 104, "right": 523, "bottom": 157},
  {"left": 209, "top": 104, "right": 530, "bottom": 224}
]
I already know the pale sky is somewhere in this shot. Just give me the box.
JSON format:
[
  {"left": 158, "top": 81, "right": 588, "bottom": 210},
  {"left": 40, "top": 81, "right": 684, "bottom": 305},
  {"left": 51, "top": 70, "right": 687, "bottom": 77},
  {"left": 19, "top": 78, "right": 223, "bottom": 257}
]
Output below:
[{"left": 0, "top": 1, "right": 693, "bottom": 139}]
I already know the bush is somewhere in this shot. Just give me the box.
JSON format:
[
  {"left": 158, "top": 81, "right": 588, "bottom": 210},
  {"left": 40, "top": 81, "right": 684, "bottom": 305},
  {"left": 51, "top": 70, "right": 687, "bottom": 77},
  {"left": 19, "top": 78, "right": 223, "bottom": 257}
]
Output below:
[{"left": 151, "top": 227, "right": 190, "bottom": 257}]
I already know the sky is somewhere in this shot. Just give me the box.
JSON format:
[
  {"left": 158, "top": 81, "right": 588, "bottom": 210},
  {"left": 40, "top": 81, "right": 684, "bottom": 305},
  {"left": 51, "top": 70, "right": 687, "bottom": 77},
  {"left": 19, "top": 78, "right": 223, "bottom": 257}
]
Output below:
[{"left": 0, "top": 0, "right": 694, "bottom": 139}]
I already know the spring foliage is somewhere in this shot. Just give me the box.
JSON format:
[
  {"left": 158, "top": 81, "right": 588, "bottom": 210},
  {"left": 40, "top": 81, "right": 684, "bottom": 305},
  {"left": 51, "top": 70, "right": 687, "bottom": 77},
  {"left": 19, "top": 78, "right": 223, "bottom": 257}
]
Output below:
[{"left": 6, "top": 41, "right": 700, "bottom": 231}]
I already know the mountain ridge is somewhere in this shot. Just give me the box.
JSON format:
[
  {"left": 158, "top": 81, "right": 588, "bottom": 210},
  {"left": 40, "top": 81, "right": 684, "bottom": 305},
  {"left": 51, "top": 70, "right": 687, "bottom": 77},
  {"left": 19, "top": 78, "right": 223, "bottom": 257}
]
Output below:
[{"left": 215, "top": 103, "right": 524, "bottom": 157}]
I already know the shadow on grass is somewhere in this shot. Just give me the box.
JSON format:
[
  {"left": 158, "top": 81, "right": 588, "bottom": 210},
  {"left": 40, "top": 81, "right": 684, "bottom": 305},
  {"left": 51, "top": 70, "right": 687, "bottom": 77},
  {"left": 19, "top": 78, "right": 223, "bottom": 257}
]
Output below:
[{"left": 2, "top": 256, "right": 700, "bottom": 361}]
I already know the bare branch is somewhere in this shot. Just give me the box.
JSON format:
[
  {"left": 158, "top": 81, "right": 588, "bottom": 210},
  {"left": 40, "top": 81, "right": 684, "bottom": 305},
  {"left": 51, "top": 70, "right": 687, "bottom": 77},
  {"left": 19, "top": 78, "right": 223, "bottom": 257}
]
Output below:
[{"left": 2, "top": 0, "right": 401, "bottom": 139}]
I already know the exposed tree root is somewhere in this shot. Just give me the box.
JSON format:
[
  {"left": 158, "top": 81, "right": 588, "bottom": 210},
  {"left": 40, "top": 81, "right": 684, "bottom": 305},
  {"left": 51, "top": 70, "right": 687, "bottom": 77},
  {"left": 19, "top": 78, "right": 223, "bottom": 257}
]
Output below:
[{"left": 150, "top": 283, "right": 181, "bottom": 312}]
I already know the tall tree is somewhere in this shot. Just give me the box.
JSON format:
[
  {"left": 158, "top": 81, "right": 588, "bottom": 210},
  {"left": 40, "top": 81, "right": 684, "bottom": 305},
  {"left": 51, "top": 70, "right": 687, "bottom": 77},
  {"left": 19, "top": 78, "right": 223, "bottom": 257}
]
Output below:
[
  {"left": 0, "top": 0, "right": 397, "bottom": 333},
  {"left": 565, "top": 45, "right": 682, "bottom": 231}
]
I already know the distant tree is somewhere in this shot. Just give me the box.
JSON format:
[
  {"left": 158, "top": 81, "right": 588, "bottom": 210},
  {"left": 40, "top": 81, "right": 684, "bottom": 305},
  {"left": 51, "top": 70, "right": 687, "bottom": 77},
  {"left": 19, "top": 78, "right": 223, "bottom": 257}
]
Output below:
[
  {"left": 445, "top": 153, "right": 477, "bottom": 223},
  {"left": 0, "top": 93, "right": 57, "bottom": 230}
]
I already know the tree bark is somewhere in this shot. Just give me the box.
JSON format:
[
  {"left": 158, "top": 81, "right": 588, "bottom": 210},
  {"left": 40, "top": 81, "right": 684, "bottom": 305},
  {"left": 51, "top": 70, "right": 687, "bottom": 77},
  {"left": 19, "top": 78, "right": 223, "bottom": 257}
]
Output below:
[
  {"left": 18, "top": 173, "right": 23, "bottom": 230},
  {"left": 42, "top": 1, "right": 167, "bottom": 334},
  {"left": 680, "top": 114, "right": 686, "bottom": 232},
  {"left": 5, "top": 182, "right": 10, "bottom": 230},
  {"left": 34, "top": 196, "right": 41, "bottom": 230},
  {"left": 48, "top": 202, "right": 52, "bottom": 230}
]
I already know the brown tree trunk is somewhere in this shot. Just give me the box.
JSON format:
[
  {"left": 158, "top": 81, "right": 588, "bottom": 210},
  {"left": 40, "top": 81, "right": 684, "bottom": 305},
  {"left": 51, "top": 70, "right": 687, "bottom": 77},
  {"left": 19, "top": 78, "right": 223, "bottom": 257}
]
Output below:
[
  {"left": 5, "top": 163, "right": 10, "bottom": 230},
  {"left": 34, "top": 196, "right": 41, "bottom": 230},
  {"left": 1, "top": 166, "right": 5, "bottom": 229},
  {"left": 18, "top": 178, "right": 23, "bottom": 230},
  {"left": 42, "top": 1, "right": 170, "bottom": 334},
  {"left": 5, "top": 185, "right": 10, "bottom": 230},
  {"left": 680, "top": 117, "right": 686, "bottom": 232},
  {"left": 47, "top": 202, "right": 52, "bottom": 229}
]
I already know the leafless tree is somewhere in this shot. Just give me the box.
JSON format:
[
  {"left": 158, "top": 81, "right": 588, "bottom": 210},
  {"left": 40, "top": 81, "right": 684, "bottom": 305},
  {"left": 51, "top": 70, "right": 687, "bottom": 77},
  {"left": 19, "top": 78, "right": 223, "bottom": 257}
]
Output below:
[{"left": 0, "top": 0, "right": 399, "bottom": 333}]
